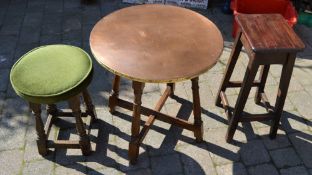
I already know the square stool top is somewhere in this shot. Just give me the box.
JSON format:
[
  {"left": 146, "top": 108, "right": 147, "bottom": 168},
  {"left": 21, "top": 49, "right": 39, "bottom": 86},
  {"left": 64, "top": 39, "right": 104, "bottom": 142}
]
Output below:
[{"left": 236, "top": 14, "right": 305, "bottom": 53}]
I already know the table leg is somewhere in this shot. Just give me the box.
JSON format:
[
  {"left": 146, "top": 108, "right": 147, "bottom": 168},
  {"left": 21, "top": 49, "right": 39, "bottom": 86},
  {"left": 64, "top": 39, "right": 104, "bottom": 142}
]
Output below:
[
  {"left": 191, "top": 77, "right": 203, "bottom": 142},
  {"left": 167, "top": 83, "right": 175, "bottom": 97},
  {"left": 129, "top": 81, "right": 145, "bottom": 164},
  {"left": 109, "top": 75, "right": 120, "bottom": 113}
]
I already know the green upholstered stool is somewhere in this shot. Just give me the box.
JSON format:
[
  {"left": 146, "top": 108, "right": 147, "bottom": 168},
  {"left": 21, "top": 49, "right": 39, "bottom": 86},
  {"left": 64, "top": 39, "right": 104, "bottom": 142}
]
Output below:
[{"left": 10, "top": 44, "right": 97, "bottom": 156}]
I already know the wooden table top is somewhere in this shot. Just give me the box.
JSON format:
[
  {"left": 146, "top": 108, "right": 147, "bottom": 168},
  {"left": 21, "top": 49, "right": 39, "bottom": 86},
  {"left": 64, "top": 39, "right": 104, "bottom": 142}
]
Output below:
[
  {"left": 236, "top": 14, "right": 305, "bottom": 53},
  {"left": 90, "top": 4, "right": 223, "bottom": 83}
]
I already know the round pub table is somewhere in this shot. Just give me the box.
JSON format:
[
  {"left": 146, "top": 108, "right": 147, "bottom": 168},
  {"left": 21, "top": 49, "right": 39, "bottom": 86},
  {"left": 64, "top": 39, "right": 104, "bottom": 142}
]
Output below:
[{"left": 90, "top": 4, "right": 223, "bottom": 164}]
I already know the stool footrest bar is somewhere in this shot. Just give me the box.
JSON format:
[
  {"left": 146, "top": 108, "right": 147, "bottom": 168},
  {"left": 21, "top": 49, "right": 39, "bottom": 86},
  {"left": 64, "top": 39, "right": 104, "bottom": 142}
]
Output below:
[
  {"left": 219, "top": 91, "right": 275, "bottom": 122},
  {"left": 47, "top": 140, "right": 81, "bottom": 149},
  {"left": 227, "top": 80, "right": 261, "bottom": 88},
  {"left": 240, "top": 113, "right": 275, "bottom": 122}
]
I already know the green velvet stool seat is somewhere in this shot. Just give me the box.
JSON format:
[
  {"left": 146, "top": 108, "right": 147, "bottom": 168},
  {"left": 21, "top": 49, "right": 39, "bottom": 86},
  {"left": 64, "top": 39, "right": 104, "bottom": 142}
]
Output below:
[{"left": 10, "top": 44, "right": 97, "bottom": 156}]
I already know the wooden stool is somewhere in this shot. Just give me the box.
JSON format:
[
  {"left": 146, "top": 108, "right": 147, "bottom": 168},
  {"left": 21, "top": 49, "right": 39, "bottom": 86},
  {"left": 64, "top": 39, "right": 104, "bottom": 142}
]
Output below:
[
  {"left": 215, "top": 14, "right": 305, "bottom": 142},
  {"left": 10, "top": 45, "right": 97, "bottom": 155}
]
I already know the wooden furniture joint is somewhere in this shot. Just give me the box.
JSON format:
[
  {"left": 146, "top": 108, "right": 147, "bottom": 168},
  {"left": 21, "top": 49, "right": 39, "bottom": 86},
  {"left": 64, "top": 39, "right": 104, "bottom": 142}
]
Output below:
[
  {"left": 108, "top": 76, "right": 203, "bottom": 164},
  {"left": 29, "top": 90, "right": 97, "bottom": 156}
]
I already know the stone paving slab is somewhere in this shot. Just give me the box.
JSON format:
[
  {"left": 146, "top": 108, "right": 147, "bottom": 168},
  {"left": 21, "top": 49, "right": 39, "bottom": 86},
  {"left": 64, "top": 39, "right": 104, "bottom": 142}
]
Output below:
[{"left": 0, "top": 0, "right": 312, "bottom": 175}]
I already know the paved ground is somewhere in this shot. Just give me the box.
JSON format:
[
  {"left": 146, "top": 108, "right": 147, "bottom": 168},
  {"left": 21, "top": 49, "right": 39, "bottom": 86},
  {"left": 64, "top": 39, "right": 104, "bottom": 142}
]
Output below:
[{"left": 0, "top": 0, "right": 312, "bottom": 175}]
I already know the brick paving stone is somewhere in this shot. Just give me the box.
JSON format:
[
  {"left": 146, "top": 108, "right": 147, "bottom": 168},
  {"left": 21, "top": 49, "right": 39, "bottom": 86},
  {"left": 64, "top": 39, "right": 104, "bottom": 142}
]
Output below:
[
  {"left": 82, "top": 24, "right": 94, "bottom": 42},
  {"left": 63, "top": 16, "right": 82, "bottom": 33},
  {"left": 22, "top": 12, "right": 43, "bottom": 27},
  {"left": 304, "top": 85, "right": 312, "bottom": 96},
  {"left": 64, "top": 0, "right": 81, "bottom": 9},
  {"left": 23, "top": 118, "right": 56, "bottom": 162},
  {"left": 22, "top": 159, "right": 54, "bottom": 175},
  {"left": 0, "top": 35, "right": 18, "bottom": 55},
  {"left": 289, "top": 91, "right": 312, "bottom": 120},
  {"left": 151, "top": 154, "right": 183, "bottom": 175},
  {"left": 0, "top": 69, "right": 9, "bottom": 92},
  {"left": 114, "top": 135, "right": 150, "bottom": 172},
  {"left": 82, "top": 12, "right": 102, "bottom": 26},
  {"left": 40, "top": 34, "right": 62, "bottom": 45},
  {"left": 269, "top": 64, "right": 283, "bottom": 78},
  {"left": 0, "top": 92, "right": 5, "bottom": 112},
  {"left": 63, "top": 30, "right": 82, "bottom": 42},
  {"left": 0, "top": 149, "right": 24, "bottom": 175},
  {"left": 201, "top": 107, "right": 228, "bottom": 129},
  {"left": 248, "top": 164, "right": 279, "bottom": 175},
  {"left": 125, "top": 168, "right": 152, "bottom": 175},
  {"left": 19, "top": 26, "right": 41, "bottom": 44},
  {"left": 263, "top": 85, "right": 295, "bottom": 111},
  {"left": 0, "top": 53, "right": 13, "bottom": 69},
  {"left": 41, "top": 22, "right": 62, "bottom": 35},
  {"left": 55, "top": 129, "right": 87, "bottom": 165},
  {"left": 198, "top": 81, "right": 218, "bottom": 107},
  {"left": 141, "top": 91, "right": 162, "bottom": 109},
  {"left": 111, "top": 113, "right": 150, "bottom": 171},
  {"left": 45, "top": 1, "right": 63, "bottom": 13},
  {"left": 281, "top": 111, "right": 309, "bottom": 133},
  {"left": 62, "top": 39, "right": 82, "bottom": 47},
  {"left": 144, "top": 123, "right": 178, "bottom": 156},
  {"left": 23, "top": 138, "right": 51, "bottom": 162},
  {"left": 14, "top": 43, "right": 39, "bottom": 60},
  {"left": 261, "top": 135, "right": 290, "bottom": 150},
  {"left": 159, "top": 82, "right": 190, "bottom": 103},
  {"left": 270, "top": 147, "right": 302, "bottom": 168},
  {"left": 204, "top": 127, "right": 240, "bottom": 165},
  {"left": 287, "top": 78, "right": 305, "bottom": 92},
  {"left": 216, "top": 162, "right": 248, "bottom": 175},
  {"left": 0, "top": 24, "right": 20, "bottom": 36},
  {"left": 289, "top": 131, "right": 312, "bottom": 168},
  {"left": 85, "top": 112, "right": 119, "bottom": 170},
  {"left": 43, "top": 12, "right": 63, "bottom": 25},
  {"left": 0, "top": 99, "right": 29, "bottom": 151},
  {"left": 293, "top": 66, "right": 312, "bottom": 85},
  {"left": 55, "top": 164, "right": 88, "bottom": 175},
  {"left": 256, "top": 126, "right": 286, "bottom": 137},
  {"left": 87, "top": 167, "right": 122, "bottom": 175},
  {"left": 280, "top": 166, "right": 310, "bottom": 175},
  {"left": 240, "top": 140, "right": 270, "bottom": 166},
  {"left": 178, "top": 142, "right": 216, "bottom": 175},
  {"left": 3, "top": 13, "right": 24, "bottom": 26}
]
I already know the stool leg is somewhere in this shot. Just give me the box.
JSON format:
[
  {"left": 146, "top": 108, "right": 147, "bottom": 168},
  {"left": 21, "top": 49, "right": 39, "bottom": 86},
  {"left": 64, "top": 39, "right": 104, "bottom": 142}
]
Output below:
[
  {"left": 191, "top": 77, "right": 203, "bottom": 142},
  {"left": 254, "top": 65, "right": 270, "bottom": 104},
  {"left": 216, "top": 30, "right": 243, "bottom": 107},
  {"left": 29, "top": 103, "right": 48, "bottom": 156},
  {"left": 82, "top": 89, "right": 97, "bottom": 121},
  {"left": 167, "top": 83, "right": 175, "bottom": 97},
  {"left": 109, "top": 75, "right": 120, "bottom": 113},
  {"left": 270, "top": 54, "right": 296, "bottom": 139},
  {"left": 129, "top": 81, "right": 144, "bottom": 165},
  {"left": 68, "top": 95, "right": 91, "bottom": 156},
  {"left": 226, "top": 58, "right": 259, "bottom": 143}
]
